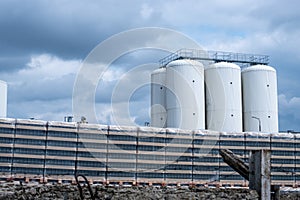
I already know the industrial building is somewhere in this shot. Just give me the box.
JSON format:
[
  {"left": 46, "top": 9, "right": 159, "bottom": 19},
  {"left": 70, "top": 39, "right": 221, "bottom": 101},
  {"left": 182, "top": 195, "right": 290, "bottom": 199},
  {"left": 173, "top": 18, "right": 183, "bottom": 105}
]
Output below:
[
  {"left": 0, "top": 118, "right": 299, "bottom": 186},
  {"left": 0, "top": 49, "right": 292, "bottom": 186}
]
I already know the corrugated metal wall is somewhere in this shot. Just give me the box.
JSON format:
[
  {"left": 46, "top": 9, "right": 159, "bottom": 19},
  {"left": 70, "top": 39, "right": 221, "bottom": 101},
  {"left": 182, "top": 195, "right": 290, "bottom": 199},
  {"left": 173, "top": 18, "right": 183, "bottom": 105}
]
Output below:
[{"left": 0, "top": 118, "right": 298, "bottom": 186}]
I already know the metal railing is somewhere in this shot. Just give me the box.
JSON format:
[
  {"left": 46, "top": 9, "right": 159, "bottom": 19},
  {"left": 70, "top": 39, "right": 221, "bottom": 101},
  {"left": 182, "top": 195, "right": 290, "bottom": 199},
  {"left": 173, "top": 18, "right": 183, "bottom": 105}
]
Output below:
[{"left": 159, "top": 49, "right": 269, "bottom": 67}]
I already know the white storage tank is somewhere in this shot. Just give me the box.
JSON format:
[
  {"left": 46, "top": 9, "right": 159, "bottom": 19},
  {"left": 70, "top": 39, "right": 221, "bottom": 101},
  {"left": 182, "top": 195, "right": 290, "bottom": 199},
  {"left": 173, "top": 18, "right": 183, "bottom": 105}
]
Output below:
[
  {"left": 205, "top": 62, "right": 243, "bottom": 132},
  {"left": 242, "top": 65, "right": 278, "bottom": 133},
  {"left": 151, "top": 68, "right": 167, "bottom": 128},
  {"left": 0, "top": 80, "right": 7, "bottom": 118},
  {"left": 166, "top": 59, "right": 205, "bottom": 129}
]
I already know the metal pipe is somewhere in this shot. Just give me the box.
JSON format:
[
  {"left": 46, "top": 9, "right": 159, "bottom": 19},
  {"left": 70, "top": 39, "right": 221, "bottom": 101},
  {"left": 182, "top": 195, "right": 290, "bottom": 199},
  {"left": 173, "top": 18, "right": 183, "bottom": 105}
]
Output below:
[{"left": 252, "top": 116, "right": 261, "bottom": 132}]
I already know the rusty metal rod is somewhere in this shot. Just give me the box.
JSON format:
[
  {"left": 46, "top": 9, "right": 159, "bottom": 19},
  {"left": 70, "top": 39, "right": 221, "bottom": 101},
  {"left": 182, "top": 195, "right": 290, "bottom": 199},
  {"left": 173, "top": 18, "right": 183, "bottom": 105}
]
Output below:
[{"left": 75, "top": 174, "right": 95, "bottom": 200}]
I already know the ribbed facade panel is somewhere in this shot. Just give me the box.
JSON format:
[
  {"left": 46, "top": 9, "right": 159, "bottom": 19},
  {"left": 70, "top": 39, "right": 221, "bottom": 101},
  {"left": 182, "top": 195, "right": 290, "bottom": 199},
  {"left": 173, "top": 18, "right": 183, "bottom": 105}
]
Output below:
[{"left": 0, "top": 118, "right": 299, "bottom": 186}]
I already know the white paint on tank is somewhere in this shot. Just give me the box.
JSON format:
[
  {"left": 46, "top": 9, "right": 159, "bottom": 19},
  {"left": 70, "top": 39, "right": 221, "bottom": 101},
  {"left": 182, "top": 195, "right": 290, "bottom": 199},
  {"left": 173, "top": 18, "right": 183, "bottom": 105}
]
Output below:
[
  {"left": 205, "top": 62, "right": 243, "bottom": 132},
  {"left": 242, "top": 65, "right": 278, "bottom": 133},
  {"left": 151, "top": 68, "right": 167, "bottom": 128},
  {"left": 0, "top": 80, "right": 7, "bottom": 118},
  {"left": 166, "top": 59, "right": 205, "bottom": 129}
]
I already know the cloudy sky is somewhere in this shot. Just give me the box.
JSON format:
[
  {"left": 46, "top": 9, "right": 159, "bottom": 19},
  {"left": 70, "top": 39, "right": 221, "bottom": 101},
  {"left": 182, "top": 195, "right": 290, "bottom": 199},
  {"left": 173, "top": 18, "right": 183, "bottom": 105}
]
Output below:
[{"left": 0, "top": 0, "right": 299, "bottom": 131}]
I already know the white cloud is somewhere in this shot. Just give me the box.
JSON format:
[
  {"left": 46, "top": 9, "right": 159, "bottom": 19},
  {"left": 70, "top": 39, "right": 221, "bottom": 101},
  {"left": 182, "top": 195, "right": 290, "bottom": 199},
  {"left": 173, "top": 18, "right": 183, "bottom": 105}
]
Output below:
[
  {"left": 279, "top": 94, "right": 300, "bottom": 119},
  {"left": 140, "top": 4, "right": 154, "bottom": 20},
  {"left": 278, "top": 94, "right": 300, "bottom": 131},
  {"left": 203, "top": 28, "right": 299, "bottom": 55},
  {"left": 101, "top": 66, "right": 124, "bottom": 82},
  {"left": 5, "top": 54, "right": 82, "bottom": 120},
  {"left": 25, "top": 54, "right": 81, "bottom": 79}
]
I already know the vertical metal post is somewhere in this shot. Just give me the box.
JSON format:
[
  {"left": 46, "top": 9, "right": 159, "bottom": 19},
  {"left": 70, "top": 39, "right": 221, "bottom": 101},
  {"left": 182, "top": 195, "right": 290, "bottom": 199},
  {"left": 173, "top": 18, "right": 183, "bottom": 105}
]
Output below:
[
  {"left": 135, "top": 128, "right": 139, "bottom": 183},
  {"left": 105, "top": 126, "right": 109, "bottom": 182},
  {"left": 218, "top": 133, "right": 221, "bottom": 183},
  {"left": 244, "top": 132, "right": 247, "bottom": 186},
  {"left": 74, "top": 123, "right": 79, "bottom": 176},
  {"left": 249, "top": 149, "right": 271, "bottom": 200},
  {"left": 191, "top": 131, "right": 194, "bottom": 182},
  {"left": 43, "top": 122, "right": 49, "bottom": 183},
  {"left": 164, "top": 130, "right": 166, "bottom": 182},
  {"left": 294, "top": 134, "right": 296, "bottom": 186},
  {"left": 11, "top": 119, "right": 17, "bottom": 177}
]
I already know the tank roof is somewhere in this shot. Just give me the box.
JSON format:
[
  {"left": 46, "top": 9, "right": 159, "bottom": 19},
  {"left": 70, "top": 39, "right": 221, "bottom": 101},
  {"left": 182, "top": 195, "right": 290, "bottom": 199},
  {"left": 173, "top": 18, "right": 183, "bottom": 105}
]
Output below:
[
  {"left": 205, "top": 62, "right": 240, "bottom": 70},
  {"left": 242, "top": 64, "right": 276, "bottom": 73},
  {"left": 151, "top": 67, "right": 166, "bottom": 74},
  {"left": 166, "top": 59, "right": 203, "bottom": 67}
]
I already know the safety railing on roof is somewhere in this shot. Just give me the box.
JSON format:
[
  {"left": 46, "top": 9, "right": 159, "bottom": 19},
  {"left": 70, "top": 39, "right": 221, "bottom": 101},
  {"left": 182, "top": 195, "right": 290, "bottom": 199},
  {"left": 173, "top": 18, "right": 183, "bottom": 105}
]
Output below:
[{"left": 159, "top": 48, "right": 269, "bottom": 67}]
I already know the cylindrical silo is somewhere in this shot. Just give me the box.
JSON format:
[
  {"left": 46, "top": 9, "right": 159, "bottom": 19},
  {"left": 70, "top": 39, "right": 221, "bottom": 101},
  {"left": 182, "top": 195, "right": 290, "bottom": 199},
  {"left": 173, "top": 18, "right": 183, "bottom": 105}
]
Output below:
[
  {"left": 242, "top": 65, "right": 278, "bottom": 133},
  {"left": 205, "top": 62, "right": 243, "bottom": 132},
  {"left": 0, "top": 80, "right": 7, "bottom": 118},
  {"left": 166, "top": 59, "right": 205, "bottom": 130},
  {"left": 151, "top": 68, "right": 167, "bottom": 128}
]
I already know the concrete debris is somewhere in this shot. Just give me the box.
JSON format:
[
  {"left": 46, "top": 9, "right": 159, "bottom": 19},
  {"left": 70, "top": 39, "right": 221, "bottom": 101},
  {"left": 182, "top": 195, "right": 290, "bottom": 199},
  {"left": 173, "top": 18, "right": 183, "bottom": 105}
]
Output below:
[{"left": 0, "top": 182, "right": 297, "bottom": 200}]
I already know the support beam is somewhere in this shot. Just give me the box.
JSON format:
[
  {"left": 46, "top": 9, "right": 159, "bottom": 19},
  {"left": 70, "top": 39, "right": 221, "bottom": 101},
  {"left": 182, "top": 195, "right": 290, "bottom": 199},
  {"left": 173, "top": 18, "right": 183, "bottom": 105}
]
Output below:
[
  {"left": 219, "top": 149, "right": 249, "bottom": 180},
  {"left": 249, "top": 150, "right": 271, "bottom": 200},
  {"left": 220, "top": 149, "right": 275, "bottom": 200}
]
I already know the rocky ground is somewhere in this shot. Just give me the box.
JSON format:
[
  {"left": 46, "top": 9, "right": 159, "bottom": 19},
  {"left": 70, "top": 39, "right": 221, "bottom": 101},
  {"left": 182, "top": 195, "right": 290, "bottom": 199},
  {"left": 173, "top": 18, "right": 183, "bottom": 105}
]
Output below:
[{"left": 0, "top": 181, "right": 298, "bottom": 200}]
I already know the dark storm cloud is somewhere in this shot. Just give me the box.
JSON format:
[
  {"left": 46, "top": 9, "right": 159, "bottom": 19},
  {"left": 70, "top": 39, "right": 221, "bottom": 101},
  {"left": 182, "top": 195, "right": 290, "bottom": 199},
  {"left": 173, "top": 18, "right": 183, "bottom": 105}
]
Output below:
[
  {"left": 0, "top": 0, "right": 156, "bottom": 60},
  {"left": 0, "top": 56, "right": 30, "bottom": 72}
]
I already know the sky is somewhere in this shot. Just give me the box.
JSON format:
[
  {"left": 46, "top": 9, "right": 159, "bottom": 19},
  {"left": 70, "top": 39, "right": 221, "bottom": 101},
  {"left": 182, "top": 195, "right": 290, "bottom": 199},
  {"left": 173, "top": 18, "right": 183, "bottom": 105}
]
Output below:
[{"left": 0, "top": 0, "right": 300, "bottom": 131}]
